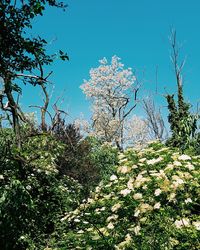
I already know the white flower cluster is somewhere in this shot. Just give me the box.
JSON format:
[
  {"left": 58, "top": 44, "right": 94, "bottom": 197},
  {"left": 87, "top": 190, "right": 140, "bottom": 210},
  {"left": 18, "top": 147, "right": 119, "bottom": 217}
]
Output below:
[{"left": 60, "top": 142, "right": 199, "bottom": 249}]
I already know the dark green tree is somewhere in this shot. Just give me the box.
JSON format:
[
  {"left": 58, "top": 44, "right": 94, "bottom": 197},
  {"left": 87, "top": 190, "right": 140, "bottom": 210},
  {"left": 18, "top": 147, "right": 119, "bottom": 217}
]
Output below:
[
  {"left": 0, "top": 0, "right": 68, "bottom": 147},
  {"left": 166, "top": 30, "right": 198, "bottom": 151}
]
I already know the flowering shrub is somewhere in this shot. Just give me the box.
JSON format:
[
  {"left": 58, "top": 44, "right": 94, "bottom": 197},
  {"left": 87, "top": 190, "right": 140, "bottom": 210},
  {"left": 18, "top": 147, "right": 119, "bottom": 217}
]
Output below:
[
  {"left": 0, "top": 131, "right": 83, "bottom": 250},
  {"left": 52, "top": 141, "right": 200, "bottom": 249}
]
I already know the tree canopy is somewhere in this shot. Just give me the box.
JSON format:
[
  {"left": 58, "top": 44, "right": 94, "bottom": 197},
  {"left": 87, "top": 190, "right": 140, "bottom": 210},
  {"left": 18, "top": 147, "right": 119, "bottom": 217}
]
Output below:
[{"left": 0, "top": 0, "right": 68, "bottom": 145}]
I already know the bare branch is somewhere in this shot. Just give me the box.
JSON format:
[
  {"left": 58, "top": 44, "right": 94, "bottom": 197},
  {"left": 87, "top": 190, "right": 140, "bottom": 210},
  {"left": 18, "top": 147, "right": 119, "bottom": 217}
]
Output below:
[{"left": 169, "top": 29, "right": 186, "bottom": 89}]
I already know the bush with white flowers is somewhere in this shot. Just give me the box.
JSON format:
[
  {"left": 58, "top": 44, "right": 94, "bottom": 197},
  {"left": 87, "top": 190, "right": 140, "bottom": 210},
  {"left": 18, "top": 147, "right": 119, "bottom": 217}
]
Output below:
[{"left": 52, "top": 141, "right": 200, "bottom": 249}]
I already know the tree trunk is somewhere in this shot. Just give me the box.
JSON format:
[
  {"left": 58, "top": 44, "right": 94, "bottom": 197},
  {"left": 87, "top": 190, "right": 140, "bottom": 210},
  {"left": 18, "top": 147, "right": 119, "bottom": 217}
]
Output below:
[{"left": 4, "top": 77, "right": 21, "bottom": 148}]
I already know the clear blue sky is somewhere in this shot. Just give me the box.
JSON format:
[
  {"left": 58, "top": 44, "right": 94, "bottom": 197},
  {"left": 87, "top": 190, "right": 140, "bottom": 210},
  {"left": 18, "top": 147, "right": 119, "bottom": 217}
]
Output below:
[{"left": 22, "top": 0, "right": 200, "bottom": 121}]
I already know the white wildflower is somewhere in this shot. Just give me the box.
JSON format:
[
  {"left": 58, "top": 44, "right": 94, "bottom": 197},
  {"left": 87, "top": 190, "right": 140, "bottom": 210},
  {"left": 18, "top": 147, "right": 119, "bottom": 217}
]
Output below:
[
  {"left": 173, "top": 161, "right": 182, "bottom": 167},
  {"left": 174, "top": 220, "right": 183, "bottom": 229},
  {"left": 95, "top": 186, "right": 101, "bottom": 193},
  {"left": 185, "top": 198, "right": 192, "bottom": 204},
  {"left": 127, "top": 178, "right": 134, "bottom": 190},
  {"left": 168, "top": 192, "right": 176, "bottom": 201},
  {"left": 111, "top": 203, "right": 121, "bottom": 212},
  {"left": 154, "top": 188, "right": 162, "bottom": 196},
  {"left": 118, "top": 165, "right": 131, "bottom": 174},
  {"left": 147, "top": 157, "right": 163, "bottom": 165},
  {"left": 140, "top": 203, "right": 153, "bottom": 213},
  {"left": 135, "top": 174, "right": 150, "bottom": 188},
  {"left": 140, "top": 217, "right": 147, "bottom": 223},
  {"left": 139, "top": 158, "right": 146, "bottom": 163},
  {"left": 175, "top": 218, "right": 190, "bottom": 228},
  {"left": 131, "top": 164, "right": 138, "bottom": 169},
  {"left": 154, "top": 202, "right": 161, "bottom": 209},
  {"left": 120, "top": 188, "right": 131, "bottom": 196},
  {"left": 172, "top": 175, "right": 184, "bottom": 185},
  {"left": 106, "top": 214, "right": 118, "bottom": 222},
  {"left": 193, "top": 221, "right": 200, "bottom": 230},
  {"left": 115, "top": 234, "right": 132, "bottom": 249},
  {"left": 133, "top": 193, "right": 143, "bottom": 200},
  {"left": 142, "top": 185, "right": 148, "bottom": 190},
  {"left": 77, "top": 230, "right": 84, "bottom": 234},
  {"left": 140, "top": 170, "right": 147, "bottom": 175},
  {"left": 19, "top": 236, "right": 26, "bottom": 240},
  {"left": 107, "top": 222, "right": 114, "bottom": 229},
  {"left": 110, "top": 174, "right": 118, "bottom": 181},
  {"left": 186, "top": 163, "right": 195, "bottom": 170},
  {"left": 100, "top": 207, "right": 106, "bottom": 211},
  {"left": 133, "top": 225, "right": 141, "bottom": 235},
  {"left": 119, "top": 158, "right": 128, "bottom": 163},
  {"left": 134, "top": 209, "right": 140, "bottom": 217},
  {"left": 87, "top": 198, "right": 95, "bottom": 204},
  {"left": 178, "top": 155, "right": 191, "bottom": 161}
]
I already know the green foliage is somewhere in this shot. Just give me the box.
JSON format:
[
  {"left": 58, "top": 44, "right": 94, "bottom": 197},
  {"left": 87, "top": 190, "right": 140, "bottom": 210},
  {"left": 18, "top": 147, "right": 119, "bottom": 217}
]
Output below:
[
  {"left": 88, "top": 137, "right": 118, "bottom": 180},
  {"left": 0, "top": 0, "right": 67, "bottom": 80},
  {"left": 0, "top": 125, "right": 118, "bottom": 249},
  {"left": 51, "top": 121, "right": 118, "bottom": 193},
  {"left": 50, "top": 142, "right": 200, "bottom": 249},
  {"left": 166, "top": 93, "right": 199, "bottom": 152},
  {"left": 52, "top": 123, "right": 98, "bottom": 190},
  {"left": 166, "top": 30, "right": 199, "bottom": 153},
  {"left": 0, "top": 0, "right": 68, "bottom": 146},
  {"left": 0, "top": 129, "right": 82, "bottom": 250}
]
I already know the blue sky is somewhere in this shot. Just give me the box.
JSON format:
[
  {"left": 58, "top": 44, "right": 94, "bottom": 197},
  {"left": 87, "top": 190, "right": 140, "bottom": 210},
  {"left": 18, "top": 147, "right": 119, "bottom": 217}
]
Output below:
[{"left": 22, "top": 0, "right": 200, "bottom": 121}]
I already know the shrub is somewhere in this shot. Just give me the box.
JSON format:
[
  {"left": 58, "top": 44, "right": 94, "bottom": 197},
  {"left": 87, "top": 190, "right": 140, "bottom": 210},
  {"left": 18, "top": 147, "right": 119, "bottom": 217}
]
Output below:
[
  {"left": 0, "top": 130, "right": 82, "bottom": 250},
  {"left": 52, "top": 122, "right": 118, "bottom": 193},
  {"left": 51, "top": 142, "right": 200, "bottom": 249}
]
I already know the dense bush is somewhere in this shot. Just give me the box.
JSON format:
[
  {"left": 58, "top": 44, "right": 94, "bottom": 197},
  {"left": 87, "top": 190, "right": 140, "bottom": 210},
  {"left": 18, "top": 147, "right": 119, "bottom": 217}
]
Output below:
[
  {"left": 52, "top": 122, "right": 118, "bottom": 193},
  {"left": 0, "top": 129, "right": 82, "bottom": 250},
  {"left": 51, "top": 141, "right": 200, "bottom": 249},
  {"left": 53, "top": 123, "right": 99, "bottom": 189},
  {"left": 88, "top": 138, "right": 118, "bottom": 180},
  {"left": 0, "top": 125, "right": 118, "bottom": 249}
]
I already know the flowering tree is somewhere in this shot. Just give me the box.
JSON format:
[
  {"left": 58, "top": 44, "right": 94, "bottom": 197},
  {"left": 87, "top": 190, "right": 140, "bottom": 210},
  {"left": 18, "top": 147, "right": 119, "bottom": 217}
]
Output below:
[
  {"left": 80, "top": 56, "right": 139, "bottom": 150},
  {"left": 124, "top": 115, "right": 150, "bottom": 147},
  {"left": 75, "top": 114, "right": 150, "bottom": 149}
]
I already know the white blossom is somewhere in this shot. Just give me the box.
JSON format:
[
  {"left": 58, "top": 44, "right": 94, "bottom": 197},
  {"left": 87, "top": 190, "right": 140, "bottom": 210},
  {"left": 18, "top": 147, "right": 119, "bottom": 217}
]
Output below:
[
  {"left": 117, "top": 165, "right": 131, "bottom": 174},
  {"left": 111, "top": 203, "right": 121, "bottom": 212},
  {"left": 133, "top": 193, "right": 143, "bottom": 200},
  {"left": 133, "top": 225, "right": 141, "bottom": 235},
  {"left": 185, "top": 198, "right": 192, "bottom": 204},
  {"left": 147, "top": 157, "right": 163, "bottom": 165},
  {"left": 174, "top": 218, "right": 190, "bottom": 228},
  {"left": 193, "top": 221, "right": 200, "bottom": 230},
  {"left": 80, "top": 56, "right": 138, "bottom": 148},
  {"left": 173, "top": 161, "right": 182, "bottom": 167},
  {"left": 134, "top": 209, "right": 140, "bottom": 217},
  {"left": 154, "top": 202, "right": 161, "bottom": 209},
  {"left": 120, "top": 189, "right": 131, "bottom": 196},
  {"left": 178, "top": 155, "right": 191, "bottom": 161},
  {"left": 154, "top": 188, "right": 162, "bottom": 196},
  {"left": 110, "top": 175, "right": 118, "bottom": 181}
]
